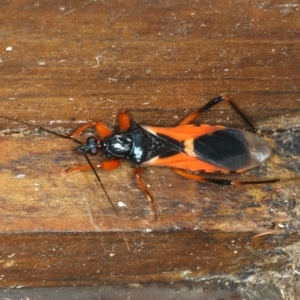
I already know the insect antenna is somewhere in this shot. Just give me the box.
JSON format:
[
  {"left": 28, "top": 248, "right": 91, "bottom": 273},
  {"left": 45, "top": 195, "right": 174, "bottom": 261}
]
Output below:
[
  {"left": 83, "top": 153, "right": 130, "bottom": 251},
  {"left": 0, "top": 115, "right": 82, "bottom": 144},
  {"left": 0, "top": 115, "right": 130, "bottom": 251}
]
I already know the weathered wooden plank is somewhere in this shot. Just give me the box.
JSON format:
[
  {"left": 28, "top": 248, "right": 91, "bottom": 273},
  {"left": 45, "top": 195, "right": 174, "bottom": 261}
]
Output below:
[
  {"left": 0, "top": 231, "right": 298, "bottom": 287},
  {"left": 0, "top": 0, "right": 299, "bottom": 288}
]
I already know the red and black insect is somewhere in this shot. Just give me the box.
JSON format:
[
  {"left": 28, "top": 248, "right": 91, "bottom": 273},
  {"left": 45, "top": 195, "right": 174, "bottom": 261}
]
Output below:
[{"left": 0, "top": 95, "right": 283, "bottom": 223}]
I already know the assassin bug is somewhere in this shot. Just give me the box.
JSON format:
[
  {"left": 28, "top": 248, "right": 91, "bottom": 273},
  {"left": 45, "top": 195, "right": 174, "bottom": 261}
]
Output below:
[
  {"left": 2, "top": 95, "right": 296, "bottom": 251},
  {"left": 0, "top": 95, "right": 285, "bottom": 224}
]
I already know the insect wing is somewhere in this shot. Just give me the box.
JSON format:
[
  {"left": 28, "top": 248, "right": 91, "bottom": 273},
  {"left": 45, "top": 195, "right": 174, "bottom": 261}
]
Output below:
[{"left": 142, "top": 125, "right": 271, "bottom": 173}]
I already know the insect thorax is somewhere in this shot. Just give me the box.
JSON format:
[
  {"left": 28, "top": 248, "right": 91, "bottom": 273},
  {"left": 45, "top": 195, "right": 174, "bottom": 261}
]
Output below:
[{"left": 103, "top": 124, "right": 161, "bottom": 164}]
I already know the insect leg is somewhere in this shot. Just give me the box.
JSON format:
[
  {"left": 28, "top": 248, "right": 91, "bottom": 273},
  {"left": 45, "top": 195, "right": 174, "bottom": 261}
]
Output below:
[
  {"left": 60, "top": 159, "right": 121, "bottom": 175},
  {"left": 118, "top": 110, "right": 131, "bottom": 131},
  {"left": 70, "top": 121, "right": 112, "bottom": 139},
  {"left": 71, "top": 110, "right": 131, "bottom": 137},
  {"left": 179, "top": 95, "right": 256, "bottom": 132},
  {"left": 173, "top": 168, "right": 281, "bottom": 185},
  {"left": 133, "top": 168, "right": 158, "bottom": 221}
]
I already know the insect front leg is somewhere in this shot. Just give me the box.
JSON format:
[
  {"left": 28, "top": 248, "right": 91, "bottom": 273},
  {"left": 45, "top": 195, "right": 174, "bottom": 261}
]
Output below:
[
  {"left": 70, "top": 121, "right": 112, "bottom": 139},
  {"left": 133, "top": 168, "right": 158, "bottom": 221},
  {"left": 60, "top": 159, "right": 121, "bottom": 175}
]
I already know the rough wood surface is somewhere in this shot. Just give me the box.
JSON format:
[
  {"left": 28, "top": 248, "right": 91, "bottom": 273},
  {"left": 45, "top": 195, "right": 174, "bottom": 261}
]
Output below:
[{"left": 0, "top": 0, "right": 299, "bottom": 288}]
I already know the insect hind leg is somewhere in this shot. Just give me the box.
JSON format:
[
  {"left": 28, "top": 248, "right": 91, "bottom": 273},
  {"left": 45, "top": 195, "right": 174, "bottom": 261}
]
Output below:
[
  {"left": 173, "top": 168, "right": 282, "bottom": 185},
  {"left": 179, "top": 95, "right": 256, "bottom": 132}
]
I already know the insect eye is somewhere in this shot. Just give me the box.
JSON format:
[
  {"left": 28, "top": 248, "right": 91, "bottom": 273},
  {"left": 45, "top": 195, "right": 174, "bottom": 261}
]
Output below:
[
  {"left": 87, "top": 137, "right": 99, "bottom": 155},
  {"left": 89, "top": 147, "right": 98, "bottom": 155},
  {"left": 87, "top": 136, "right": 97, "bottom": 144}
]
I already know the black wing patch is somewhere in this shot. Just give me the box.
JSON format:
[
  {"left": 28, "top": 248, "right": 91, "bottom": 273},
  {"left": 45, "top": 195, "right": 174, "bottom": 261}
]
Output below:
[{"left": 193, "top": 128, "right": 251, "bottom": 171}]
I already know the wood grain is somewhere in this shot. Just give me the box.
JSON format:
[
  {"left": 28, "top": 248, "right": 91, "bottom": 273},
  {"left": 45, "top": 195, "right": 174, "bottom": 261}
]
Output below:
[{"left": 0, "top": 0, "right": 299, "bottom": 287}]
